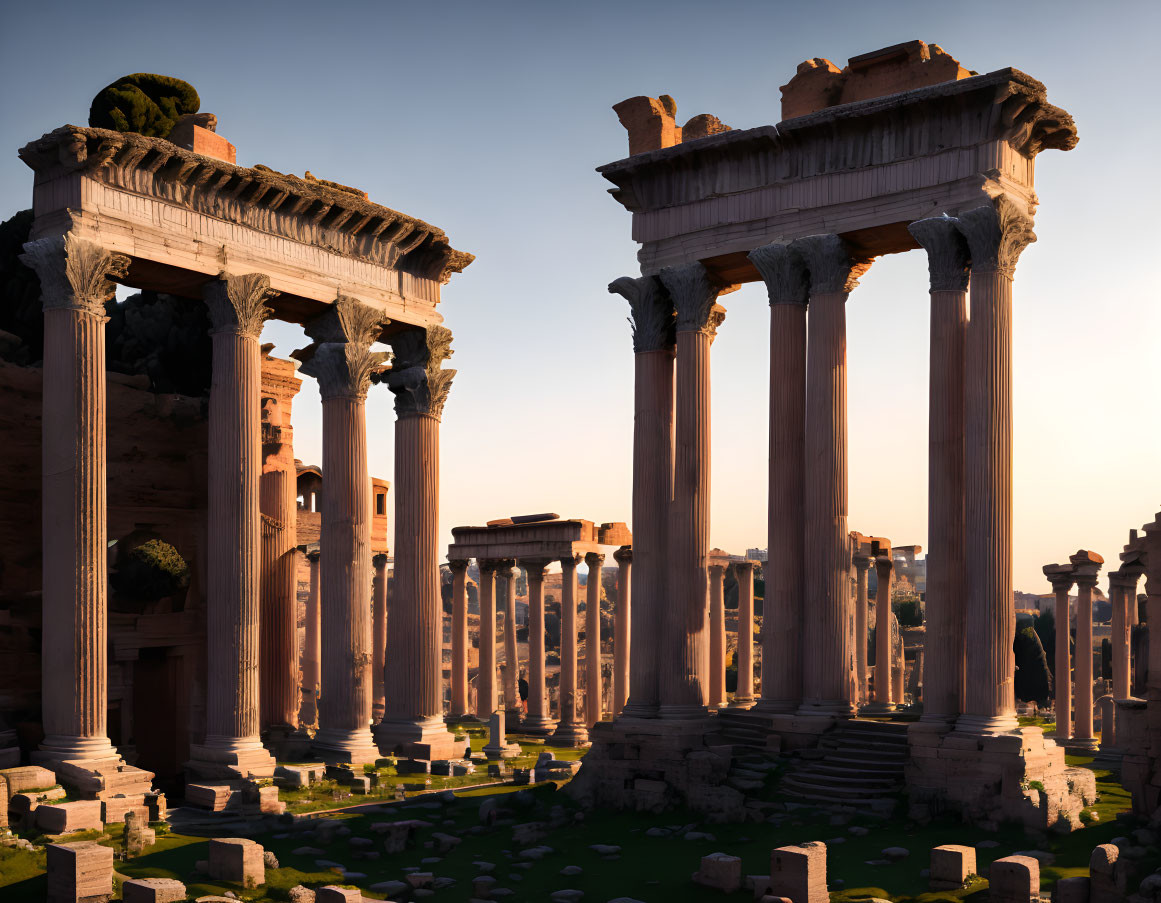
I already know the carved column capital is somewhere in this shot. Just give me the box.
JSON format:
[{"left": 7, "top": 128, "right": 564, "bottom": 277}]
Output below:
[
  {"left": 20, "top": 233, "right": 129, "bottom": 317},
  {"left": 495, "top": 559, "right": 516, "bottom": 578},
  {"left": 585, "top": 552, "right": 605, "bottom": 570},
  {"left": 790, "top": 233, "right": 872, "bottom": 294},
  {"left": 447, "top": 558, "right": 470, "bottom": 574},
  {"left": 204, "top": 272, "right": 276, "bottom": 337},
  {"left": 874, "top": 554, "right": 894, "bottom": 578},
  {"left": 609, "top": 275, "right": 675, "bottom": 352},
  {"left": 372, "top": 553, "right": 389, "bottom": 570},
  {"left": 478, "top": 558, "right": 502, "bottom": 576},
  {"left": 297, "top": 296, "right": 389, "bottom": 400},
  {"left": 708, "top": 562, "right": 726, "bottom": 577},
  {"left": 612, "top": 546, "right": 633, "bottom": 565},
  {"left": 560, "top": 553, "right": 584, "bottom": 571},
  {"left": 909, "top": 215, "right": 970, "bottom": 292},
  {"left": 852, "top": 555, "right": 873, "bottom": 573},
  {"left": 954, "top": 197, "right": 1036, "bottom": 279},
  {"left": 733, "top": 559, "right": 757, "bottom": 575},
  {"left": 1043, "top": 563, "right": 1074, "bottom": 594},
  {"left": 748, "top": 242, "right": 809, "bottom": 306},
  {"left": 659, "top": 261, "right": 724, "bottom": 336},
  {"left": 379, "top": 325, "right": 456, "bottom": 420},
  {"left": 520, "top": 559, "right": 550, "bottom": 580},
  {"left": 306, "top": 549, "right": 321, "bottom": 564}
]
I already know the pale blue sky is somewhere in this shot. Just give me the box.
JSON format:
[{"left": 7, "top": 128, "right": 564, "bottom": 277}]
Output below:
[{"left": 2, "top": 0, "right": 1158, "bottom": 591}]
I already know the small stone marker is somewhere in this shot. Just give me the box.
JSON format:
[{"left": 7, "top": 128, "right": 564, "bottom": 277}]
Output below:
[
  {"left": 693, "top": 852, "right": 743, "bottom": 892},
  {"left": 930, "top": 844, "right": 976, "bottom": 890},
  {"left": 770, "top": 842, "right": 828, "bottom": 903},
  {"left": 483, "top": 711, "right": 521, "bottom": 760},
  {"left": 47, "top": 840, "right": 114, "bottom": 903},
  {"left": 989, "top": 855, "right": 1040, "bottom": 903},
  {"left": 121, "top": 878, "right": 187, "bottom": 903},
  {"left": 316, "top": 887, "right": 362, "bottom": 903},
  {"left": 208, "top": 837, "right": 265, "bottom": 888}
]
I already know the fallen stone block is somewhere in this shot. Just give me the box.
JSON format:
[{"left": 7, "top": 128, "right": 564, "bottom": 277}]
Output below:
[
  {"left": 186, "top": 783, "right": 238, "bottom": 812},
  {"left": 47, "top": 840, "right": 114, "bottom": 903},
  {"left": 121, "top": 878, "right": 187, "bottom": 903},
  {"left": 692, "top": 851, "right": 742, "bottom": 893},
  {"left": 989, "top": 855, "right": 1039, "bottom": 903},
  {"left": 208, "top": 837, "right": 265, "bottom": 888},
  {"left": 37, "top": 800, "right": 103, "bottom": 834},
  {"left": 770, "top": 842, "right": 828, "bottom": 903},
  {"left": 930, "top": 844, "right": 976, "bottom": 890}
]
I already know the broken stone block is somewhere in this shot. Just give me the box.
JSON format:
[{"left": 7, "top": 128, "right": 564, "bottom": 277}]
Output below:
[
  {"left": 275, "top": 764, "right": 325, "bottom": 788},
  {"left": 316, "top": 888, "right": 361, "bottom": 903},
  {"left": 1090, "top": 843, "right": 1129, "bottom": 901},
  {"left": 47, "top": 840, "right": 114, "bottom": 903},
  {"left": 770, "top": 842, "right": 828, "bottom": 903},
  {"left": 186, "top": 783, "right": 238, "bottom": 812},
  {"left": 36, "top": 800, "right": 103, "bottom": 834},
  {"left": 124, "top": 810, "right": 157, "bottom": 857},
  {"left": 208, "top": 837, "right": 265, "bottom": 888},
  {"left": 121, "top": 878, "right": 187, "bottom": 903},
  {"left": 144, "top": 791, "right": 167, "bottom": 822},
  {"left": 693, "top": 851, "right": 743, "bottom": 892},
  {"left": 989, "top": 855, "right": 1039, "bottom": 903},
  {"left": 0, "top": 764, "right": 57, "bottom": 796},
  {"left": 930, "top": 844, "right": 976, "bottom": 890},
  {"left": 1055, "top": 876, "right": 1091, "bottom": 903}
]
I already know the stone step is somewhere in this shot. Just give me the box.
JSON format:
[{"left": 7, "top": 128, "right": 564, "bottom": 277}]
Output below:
[
  {"left": 790, "top": 770, "right": 899, "bottom": 790},
  {"left": 781, "top": 777, "right": 894, "bottom": 801},
  {"left": 823, "top": 756, "right": 905, "bottom": 774}
]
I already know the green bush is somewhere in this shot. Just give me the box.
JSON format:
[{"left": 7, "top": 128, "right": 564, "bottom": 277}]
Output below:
[
  {"left": 89, "top": 74, "right": 200, "bottom": 138},
  {"left": 112, "top": 539, "right": 190, "bottom": 603}
]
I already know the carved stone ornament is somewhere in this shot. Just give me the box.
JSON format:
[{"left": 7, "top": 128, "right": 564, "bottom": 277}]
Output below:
[
  {"left": 747, "top": 242, "right": 808, "bottom": 307},
  {"left": 20, "top": 233, "right": 129, "bottom": 316},
  {"left": 954, "top": 196, "right": 1036, "bottom": 279},
  {"left": 382, "top": 324, "right": 456, "bottom": 420},
  {"left": 372, "top": 553, "right": 389, "bottom": 569},
  {"left": 659, "top": 261, "right": 722, "bottom": 335},
  {"left": 204, "top": 272, "right": 277, "bottom": 338},
  {"left": 299, "top": 296, "right": 389, "bottom": 400},
  {"left": 908, "top": 215, "right": 970, "bottom": 292},
  {"left": 608, "top": 274, "right": 675, "bottom": 353},
  {"left": 560, "top": 553, "right": 584, "bottom": 570},
  {"left": 790, "top": 233, "right": 871, "bottom": 294},
  {"left": 447, "top": 558, "right": 469, "bottom": 574}
]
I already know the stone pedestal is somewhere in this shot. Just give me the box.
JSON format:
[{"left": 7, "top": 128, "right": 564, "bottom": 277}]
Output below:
[
  {"left": 550, "top": 554, "right": 589, "bottom": 746},
  {"left": 732, "top": 560, "right": 756, "bottom": 708},
  {"left": 584, "top": 552, "right": 605, "bottom": 726},
  {"left": 612, "top": 547, "right": 632, "bottom": 716},
  {"left": 372, "top": 553, "right": 389, "bottom": 723},
  {"left": 448, "top": 559, "right": 470, "bottom": 720},
  {"left": 299, "top": 551, "right": 321, "bottom": 728},
  {"left": 522, "top": 561, "right": 555, "bottom": 734}
]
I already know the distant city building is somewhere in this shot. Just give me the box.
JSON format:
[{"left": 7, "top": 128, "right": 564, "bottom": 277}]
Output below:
[{"left": 745, "top": 547, "right": 768, "bottom": 562}]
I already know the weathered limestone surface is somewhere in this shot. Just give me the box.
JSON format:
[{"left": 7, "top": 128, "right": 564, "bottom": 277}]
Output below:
[
  {"left": 989, "top": 855, "right": 1039, "bottom": 903},
  {"left": 476, "top": 559, "right": 499, "bottom": 720},
  {"left": 870, "top": 554, "right": 896, "bottom": 710},
  {"left": 523, "top": 560, "right": 554, "bottom": 733},
  {"left": 121, "top": 878, "right": 187, "bottom": 903},
  {"left": 208, "top": 837, "right": 265, "bottom": 888},
  {"left": 500, "top": 562, "right": 521, "bottom": 722},
  {"left": 300, "top": 550, "right": 322, "bottom": 728},
  {"left": 708, "top": 563, "right": 727, "bottom": 710},
  {"left": 929, "top": 844, "right": 976, "bottom": 891},
  {"left": 372, "top": 553, "right": 389, "bottom": 723},
  {"left": 770, "top": 842, "right": 828, "bottom": 903},
  {"left": 448, "top": 559, "right": 470, "bottom": 719},
  {"left": 613, "top": 546, "right": 633, "bottom": 715},
  {"left": 1070, "top": 550, "right": 1104, "bottom": 749},
  {"left": 550, "top": 554, "right": 589, "bottom": 746},
  {"left": 585, "top": 551, "right": 605, "bottom": 726},
  {"left": 1044, "top": 564, "right": 1075, "bottom": 741},
  {"left": 47, "top": 840, "right": 114, "bottom": 903},
  {"left": 733, "top": 560, "right": 756, "bottom": 707}
]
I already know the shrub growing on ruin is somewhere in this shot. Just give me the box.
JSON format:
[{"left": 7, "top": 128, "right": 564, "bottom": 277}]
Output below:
[
  {"left": 88, "top": 73, "right": 200, "bottom": 138},
  {"left": 112, "top": 539, "right": 190, "bottom": 603},
  {"left": 1014, "top": 624, "right": 1053, "bottom": 705}
]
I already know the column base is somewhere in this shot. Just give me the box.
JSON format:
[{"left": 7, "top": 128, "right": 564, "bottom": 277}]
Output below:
[
  {"left": 727, "top": 697, "right": 756, "bottom": 711},
  {"left": 548, "top": 720, "right": 590, "bottom": 748},
  {"left": 658, "top": 703, "right": 709, "bottom": 720},
  {"left": 919, "top": 711, "right": 960, "bottom": 726},
  {"left": 505, "top": 707, "right": 524, "bottom": 728},
  {"left": 519, "top": 714, "right": 557, "bottom": 736},
  {"left": 1063, "top": 736, "right": 1100, "bottom": 753},
  {"left": 751, "top": 699, "right": 798, "bottom": 715},
  {"left": 375, "top": 717, "right": 464, "bottom": 762},
  {"left": 34, "top": 735, "right": 121, "bottom": 771},
  {"left": 861, "top": 701, "right": 899, "bottom": 715},
  {"left": 187, "top": 738, "right": 276, "bottom": 780},
  {"left": 618, "top": 702, "right": 659, "bottom": 719},
  {"left": 311, "top": 728, "right": 381, "bottom": 766},
  {"left": 797, "top": 700, "right": 856, "bottom": 717},
  {"left": 953, "top": 712, "right": 1020, "bottom": 736}
]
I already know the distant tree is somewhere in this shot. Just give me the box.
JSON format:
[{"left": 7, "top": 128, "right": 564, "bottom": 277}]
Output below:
[
  {"left": 1014, "top": 625, "right": 1053, "bottom": 705},
  {"left": 1093, "top": 598, "right": 1112, "bottom": 623},
  {"left": 89, "top": 73, "right": 200, "bottom": 138},
  {"left": 0, "top": 210, "right": 42, "bottom": 363},
  {"left": 112, "top": 539, "right": 189, "bottom": 604},
  {"left": 544, "top": 613, "right": 561, "bottom": 650},
  {"left": 893, "top": 597, "right": 922, "bottom": 627},
  {"left": 725, "top": 651, "right": 738, "bottom": 693},
  {"left": 1032, "top": 609, "right": 1057, "bottom": 676}
]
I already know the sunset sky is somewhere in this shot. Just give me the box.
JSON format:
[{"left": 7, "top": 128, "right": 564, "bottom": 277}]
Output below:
[{"left": 2, "top": 0, "right": 1157, "bottom": 592}]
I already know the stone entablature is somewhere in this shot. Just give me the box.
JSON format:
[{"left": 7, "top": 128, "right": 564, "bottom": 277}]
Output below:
[
  {"left": 599, "top": 68, "right": 1075, "bottom": 278},
  {"left": 449, "top": 518, "right": 630, "bottom": 562},
  {"left": 20, "top": 125, "right": 473, "bottom": 323}
]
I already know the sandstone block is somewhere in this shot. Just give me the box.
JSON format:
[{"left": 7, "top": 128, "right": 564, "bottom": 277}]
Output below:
[
  {"left": 1090, "top": 843, "right": 1128, "bottom": 901},
  {"left": 770, "top": 842, "right": 827, "bottom": 903},
  {"left": 208, "top": 838, "right": 265, "bottom": 887},
  {"left": 47, "top": 840, "right": 114, "bottom": 903},
  {"left": 37, "top": 800, "right": 103, "bottom": 834},
  {"left": 693, "top": 851, "right": 742, "bottom": 892},
  {"left": 316, "top": 888, "right": 361, "bottom": 903},
  {"left": 121, "top": 878, "right": 187, "bottom": 903},
  {"left": 989, "top": 855, "right": 1039, "bottom": 903},
  {"left": 930, "top": 844, "right": 976, "bottom": 890},
  {"left": 186, "top": 783, "right": 238, "bottom": 812}
]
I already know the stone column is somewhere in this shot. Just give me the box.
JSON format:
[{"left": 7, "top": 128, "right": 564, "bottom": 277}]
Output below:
[
  {"left": 521, "top": 560, "right": 554, "bottom": 733},
  {"left": 1143, "top": 515, "right": 1161, "bottom": 761},
  {"left": 612, "top": 547, "right": 632, "bottom": 716},
  {"left": 259, "top": 468, "right": 299, "bottom": 735},
  {"left": 1043, "top": 565, "right": 1074, "bottom": 740},
  {"left": 300, "top": 297, "right": 386, "bottom": 765},
  {"left": 910, "top": 215, "right": 969, "bottom": 724},
  {"left": 1108, "top": 572, "right": 1131, "bottom": 700},
  {"left": 498, "top": 562, "right": 521, "bottom": 723},
  {"left": 550, "top": 554, "right": 589, "bottom": 745},
  {"left": 733, "top": 560, "right": 756, "bottom": 708},
  {"left": 377, "top": 326, "right": 459, "bottom": 760},
  {"left": 892, "top": 617, "right": 905, "bottom": 704},
  {"left": 475, "top": 559, "right": 499, "bottom": 720},
  {"left": 748, "top": 243, "right": 808, "bottom": 713},
  {"left": 609, "top": 276, "right": 674, "bottom": 718},
  {"left": 371, "top": 554, "right": 389, "bottom": 723},
  {"left": 20, "top": 235, "right": 127, "bottom": 768},
  {"left": 300, "top": 550, "right": 322, "bottom": 728},
  {"left": 1070, "top": 551, "right": 1104, "bottom": 749},
  {"left": 708, "top": 563, "right": 727, "bottom": 710},
  {"left": 869, "top": 554, "right": 896, "bottom": 710},
  {"left": 791, "top": 234, "right": 868, "bottom": 716},
  {"left": 584, "top": 552, "right": 606, "bottom": 727},
  {"left": 448, "top": 559, "right": 470, "bottom": 720},
  {"left": 658, "top": 263, "right": 723, "bottom": 717},
  {"left": 852, "top": 553, "right": 872, "bottom": 707},
  {"left": 189, "top": 273, "right": 277, "bottom": 777}
]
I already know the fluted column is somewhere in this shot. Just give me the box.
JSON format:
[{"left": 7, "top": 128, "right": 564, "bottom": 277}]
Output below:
[
  {"left": 658, "top": 263, "right": 723, "bottom": 717},
  {"left": 1143, "top": 516, "right": 1161, "bottom": 750},
  {"left": 852, "top": 554, "right": 872, "bottom": 707},
  {"left": 869, "top": 555, "right": 896, "bottom": 710},
  {"left": 300, "top": 297, "right": 386, "bottom": 765},
  {"left": 584, "top": 552, "right": 605, "bottom": 727},
  {"left": 521, "top": 560, "right": 554, "bottom": 733},
  {"left": 1043, "top": 565, "right": 1074, "bottom": 740},
  {"left": 748, "top": 243, "right": 808, "bottom": 712},
  {"left": 475, "top": 559, "right": 499, "bottom": 720},
  {"left": 892, "top": 616, "right": 905, "bottom": 704},
  {"left": 733, "top": 560, "right": 756, "bottom": 707},
  {"left": 612, "top": 547, "right": 632, "bottom": 716},
  {"left": 1071, "top": 551, "right": 1104, "bottom": 748},
  {"left": 910, "top": 215, "right": 969, "bottom": 724},
  {"left": 259, "top": 467, "right": 299, "bottom": 734},
  {"left": 371, "top": 554, "right": 389, "bottom": 723},
  {"left": 20, "top": 235, "right": 127, "bottom": 767},
  {"left": 1108, "top": 572, "right": 1131, "bottom": 700},
  {"left": 609, "top": 276, "right": 674, "bottom": 718},
  {"left": 187, "top": 273, "right": 277, "bottom": 776},
  {"left": 300, "top": 550, "right": 322, "bottom": 727},
  {"left": 708, "top": 563, "right": 727, "bottom": 709},
  {"left": 954, "top": 199, "right": 1036, "bottom": 734},
  {"left": 448, "top": 559, "right": 470, "bottom": 719},
  {"left": 792, "top": 234, "right": 868, "bottom": 715},
  {"left": 550, "top": 554, "right": 589, "bottom": 745},
  {"left": 498, "top": 562, "right": 521, "bottom": 723},
  {"left": 377, "top": 326, "right": 459, "bottom": 760}
]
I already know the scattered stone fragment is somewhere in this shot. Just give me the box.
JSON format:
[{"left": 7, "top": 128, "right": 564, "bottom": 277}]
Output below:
[
  {"left": 882, "top": 846, "right": 910, "bottom": 861},
  {"left": 560, "top": 866, "right": 583, "bottom": 876}
]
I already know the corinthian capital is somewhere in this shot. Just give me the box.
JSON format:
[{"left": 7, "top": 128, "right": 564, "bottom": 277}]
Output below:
[
  {"left": 608, "top": 275, "right": 675, "bottom": 353},
  {"left": 381, "top": 324, "right": 456, "bottom": 420},
  {"left": 298, "top": 296, "right": 390, "bottom": 400},
  {"left": 20, "top": 233, "right": 129, "bottom": 317},
  {"left": 748, "top": 242, "right": 808, "bottom": 307},
  {"left": 908, "top": 215, "right": 970, "bottom": 292},
  {"left": 790, "top": 234, "right": 872, "bottom": 294},
  {"left": 204, "top": 273, "right": 276, "bottom": 338},
  {"left": 659, "top": 262, "right": 722, "bottom": 336},
  {"left": 954, "top": 197, "right": 1036, "bottom": 279}
]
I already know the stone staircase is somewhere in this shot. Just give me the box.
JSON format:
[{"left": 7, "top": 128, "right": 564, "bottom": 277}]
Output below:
[
  {"left": 712, "top": 708, "right": 781, "bottom": 753},
  {"left": 779, "top": 719, "right": 909, "bottom": 811}
]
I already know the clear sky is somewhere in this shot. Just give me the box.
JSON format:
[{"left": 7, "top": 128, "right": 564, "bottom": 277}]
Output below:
[{"left": 2, "top": 0, "right": 1158, "bottom": 592}]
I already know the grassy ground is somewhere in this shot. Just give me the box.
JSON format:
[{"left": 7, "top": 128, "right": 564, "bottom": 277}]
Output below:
[{"left": 0, "top": 749, "right": 1149, "bottom": 902}]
